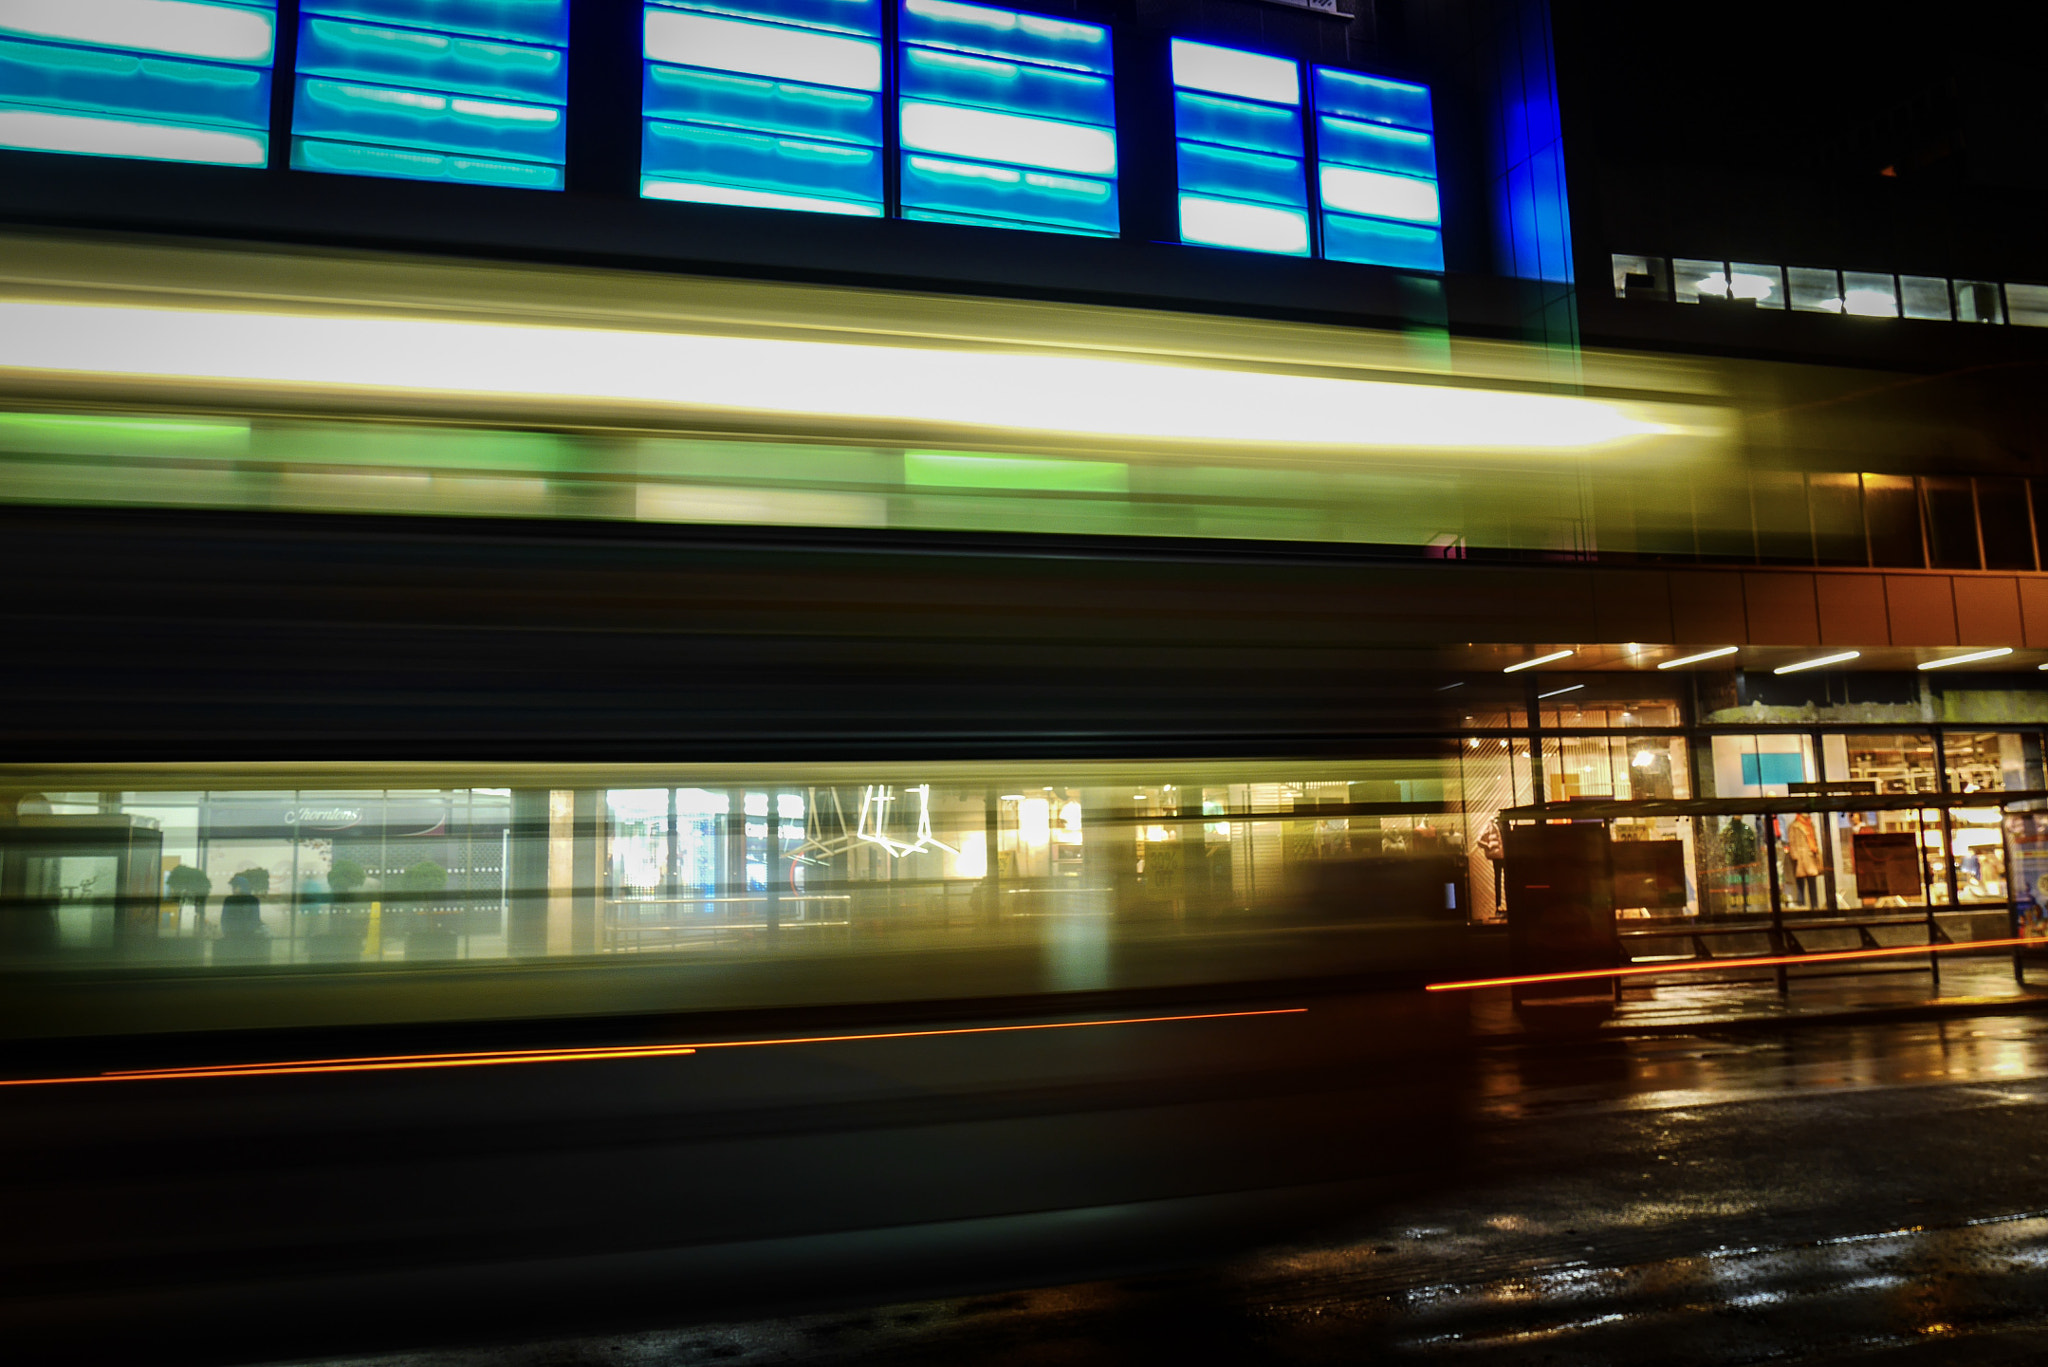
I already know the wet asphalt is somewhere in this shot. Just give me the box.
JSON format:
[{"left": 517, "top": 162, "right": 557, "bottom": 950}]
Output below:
[{"left": 295, "top": 1006, "right": 2048, "bottom": 1366}]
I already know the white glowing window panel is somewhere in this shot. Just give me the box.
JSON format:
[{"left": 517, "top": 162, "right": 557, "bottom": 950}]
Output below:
[
  {"left": 0, "top": 0, "right": 277, "bottom": 168},
  {"left": 1311, "top": 64, "right": 1441, "bottom": 272},
  {"left": 1170, "top": 38, "right": 1306, "bottom": 256},
  {"left": 640, "top": 0, "right": 884, "bottom": 218},
  {"left": 291, "top": 1, "right": 569, "bottom": 190},
  {"left": 897, "top": 0, "right": 1116, "bottom": 237}
]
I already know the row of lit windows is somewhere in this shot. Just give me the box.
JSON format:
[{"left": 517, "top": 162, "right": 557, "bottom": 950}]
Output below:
[
  {"left": 1612, "top": 255, "right": 2048, "bottom": 328},
  {"left": 0, "top": 0, "right": 1439, "bottom": 268}
]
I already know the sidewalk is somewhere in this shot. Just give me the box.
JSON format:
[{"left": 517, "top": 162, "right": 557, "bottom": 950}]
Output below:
[{"left": 1468, "top": 950, "right": 2048, "bottom": 1042}]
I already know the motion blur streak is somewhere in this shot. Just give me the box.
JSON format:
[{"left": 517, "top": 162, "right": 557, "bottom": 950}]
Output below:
[
  {"left": 0, "top": 299, "right": 1683, "bottom": 451},
  {"left": 1425, "top": 937, "right": 2037, "bottom": 991},
  {"left": 0, "top": 1007, "right": 1307, "bottom": 1087}
]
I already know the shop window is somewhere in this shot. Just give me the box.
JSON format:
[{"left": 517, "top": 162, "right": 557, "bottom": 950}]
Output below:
[
  {"left": 1788, "top": 266, "right": 1844, "bottom": 313},
  {"left": 1728, "top": 262, "right": 1784, "bottom": 308},
  {"left": 1841, "top": 271, "right": 1899, "bottom": 318},
  {"left": 2007, "top": 283, "right": 2048, "bottom": 328},
  {"left": 1953, "top": 279, "right": 2004, "bottom": 324},
  {"left": 1610, "top": 253, "right": 1668, "bottom": 301},
  {"left": 1705, "top": 734, "right": 1813, "bottom": 799},
  {"left": 1921, "top": 477, "right": 1980, "bottom": 570},
  {"left": 292, "top": 1, "right": 568, "bottom": 189},
  {"left": 1672, "top": 257, "right": 1728, "bottom": 304},
  {"left": 1862, "top": 474, "right": 1923, "bottom": 567},
  {"left": 1808, "top": 472, "right": 1866, "bottom": 565},
  {"left": 1900, "top": 275, "right": 1952, "bottom": 321},
  {"left": 896, "top": 0, "right": 1118, "bottom": 237},
  {"left": 0, "top": 0, "right": 277, "bottom": 169},
  {"left": 1976, "top": 477, "right": 2036, "bottom": 571}
]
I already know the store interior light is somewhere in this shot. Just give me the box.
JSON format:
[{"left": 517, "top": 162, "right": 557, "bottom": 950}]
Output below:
[
  {"left": 1774, "top": 650, "right": 1860, "bottom": 675},
  {"left": 1918, "top": 647, "right": 2014, "bottom": 670},
  {"left": 1536, "top": 684, "right": 1583, "bottom": 699},
  {"left": 1657, "top": 645, "right": 1738, "bottom": 670},
  {"left": 0, "top": 300, "right": 1686, "bottom": 453},
  {"left": 1504, "top": 649, "right": 1574, "bottom": 673}
]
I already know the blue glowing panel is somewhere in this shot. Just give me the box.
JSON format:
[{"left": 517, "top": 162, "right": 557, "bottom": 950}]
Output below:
[
  {"left": 1311, "top": 65, "right": 1441, "bottom": 271},
  {"left": 897, "top": 0, "right": 1115, "bottom": 236},
  {"left": 292, "top": 0, "right": 567, "bottom": 189},
  {"left": 1170, "top": 39, "right": 1305, "bottom": 255},
  {"left": 640, "top": 0, "right": 884, "bottom": 217},
  {"left": 0, "top": 0, "right": 276, "bottom": 168}
]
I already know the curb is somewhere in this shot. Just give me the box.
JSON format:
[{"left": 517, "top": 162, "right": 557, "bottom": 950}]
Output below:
[{"left": 1471, "top": 991, "right": 2048, "bottom": 1048}]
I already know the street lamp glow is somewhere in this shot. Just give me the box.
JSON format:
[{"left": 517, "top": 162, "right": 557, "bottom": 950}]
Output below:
[
  {"left": 1657, "top": 646, "right": 1738, "bottom": 670},
  {"left": 1774, "top": 650, "right": 1860, "bottom": 675},
  {"left": 1504, "top": 649, "right": 1574, "bottom": 673}
]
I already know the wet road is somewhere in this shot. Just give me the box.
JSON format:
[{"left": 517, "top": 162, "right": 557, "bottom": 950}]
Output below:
[{"left": 302, "top": 1008, "right": 2048, "bottom": 1366}]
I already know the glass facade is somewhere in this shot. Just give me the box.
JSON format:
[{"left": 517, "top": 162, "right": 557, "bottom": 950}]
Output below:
[
  {"left": 639, "top": 0, "right": 886, "bottom": 216},
  {"left": 897, "top": 0, "right": 1117, "bottom": 236},
  {"left": 1171, "top": 39, "right": 1309, "bottom": 256},
  {"left": 1313, "top": 65, "right": 1441, "bottom": 271},
  {"left": 1616, "top": 254, "right": 2048, "bottom": 331},
  {"left": 0, "top": 0, "right": 277, "bottom": 168},
  {"left": 291, "top": 0, "right": 569, "bottom": 189}
]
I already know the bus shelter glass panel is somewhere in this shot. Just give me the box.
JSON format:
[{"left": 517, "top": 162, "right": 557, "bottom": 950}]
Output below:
[
  {"left": 897, "top": 0, "right": 1117, "bottom": 236},
  {"left": 0, "top": 0, "right": 277, "bottom": 168},
  {"left": 1310, "top": 65, "right": 1441, "bottom": 271},
  {"left": 1170, "top": 38, "right": 1307, "bottom": 256},
  {"left": 292, "top": 0, "right": 569, "bottom": 189},
  {"left": 640, "top": 0, "right": 885, "bottom": 216}
]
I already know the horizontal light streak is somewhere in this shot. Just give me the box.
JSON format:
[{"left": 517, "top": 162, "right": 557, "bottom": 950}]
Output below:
[
  {"left": 1918, "top": 647, "right": 2014, "bottom": 670},
  {"left": 1503, "top": 649, "right": 1574, "bottom": 673},
  {"left": 1657, "top": 645, "right": 1738, "bottom": 669},
  {"left": 641, "top": 177, "right": 881, "bottom": 215},
  {"left": 1774, "top": 650, "right": 1860, "bottom": 674},
  {"left": 0, "top": 0, "right": 274, "bottom": 63},
  {"left": 899, "top": 99, "right": 1114, "bottom": 175},
  {"left": 645, "top": 9, "right": 880, "bottom": 92},
  {"left": 0, "top": 107, "right": 266, "bottom": 165},
  {"left": 1178, "top": 194, "right": 1308, "bottom": 255},
  {"left": 1425, "top": 937, "right": 2037, "bottom": 993},
  {"left": 0, "top": 301, "right": 1686, "bottom": 452},
  {"left": 0, "top": 1007, "right": 1305, "bottom": 1088},
  {"left": 1170, "top": 38, "right": 1297, "bottom": 106},
  {"left": 1318, "top": 164, "right": 1439, "bottom": 224}
]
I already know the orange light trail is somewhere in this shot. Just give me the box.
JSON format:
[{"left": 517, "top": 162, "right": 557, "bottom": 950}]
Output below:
[
  {"left": 0, "top": 1007, "right": 1306, "bottom": 1089},
  {"left": 1425, "top": 936, "right": 2040, "bottom": 992}
]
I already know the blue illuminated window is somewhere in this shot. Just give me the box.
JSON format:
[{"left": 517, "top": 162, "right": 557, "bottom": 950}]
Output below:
[
  {"left": 1312, "top": 65, "right": 1441, "bottom": 271},
  {"left": 640, "top": 0, "right": 884, "bottom": 217},
  {"left": 0, "top": 0, "right": 276, "bottom": 169},
  {"left": 292, "top": 1, "right": 568, "bottom": 190},
  {"left": 1170, "top": 39, "right": 1307, "bottom": 256},
  {"left": 897, "top": 0, "right": 1116, "bottom": 237}
]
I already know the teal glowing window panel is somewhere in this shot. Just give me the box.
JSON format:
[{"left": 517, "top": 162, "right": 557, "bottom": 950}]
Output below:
[
  {"left": 1740, "top": 752, "right": 1806, "bottom": 787},
  {"left": 641, "top": 0, "right": 884, "bottom": 216},
  {"left": 0, "top": 0, "right": 276, "bottom": 169},
  {"left": 896, "top": 0, "right": 1115, "bottom": 237},
  {"left": 1311, "top": 65, "right": 1441, "bottom": 271},
  {"left": 292, "top": 0, "right": 567, "bottom": 188},
  {"left": 1170, "top": 39, "right": 1306, "bottom": 256}
]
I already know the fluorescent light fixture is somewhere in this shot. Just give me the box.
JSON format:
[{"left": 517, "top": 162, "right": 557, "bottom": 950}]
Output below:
[
  {"left": 1536, "top": 684, "right": 1584, "bottom": 699},
  {"left": 1774, "top": 650, "right": 1860, "bottom": 675},
  {"left": 1178, "top": 195, "right": 1308, "bottom": 255},
  {"left": 1918, "top": 647, "right": 2014, "bottom": 670},
  {"left": 1169, "top": 39, "right": 1297, "bottom": 106},
  {"left": 1504, "top": 649, "right": 1574, "bottom": 673},
  {"left": 0, "top": 0, "right": 275, "bottom": 63},
  {"left": 642, "top": 179, "right": 882, "bottom": 215},
  {"left": 899, "top": 101, "right": 1114, "bottom": 175},
  {"left": 1657, "top": 646, "right": 1738, "bottom": 670},
  {"left": 644, "top": 9, "right": 881, "bottom": 92},
  {"left": 1843, "top": 288, "right": 1900, "bottom": 318},
  {"left": 1317, "top": 165, "right": 1439, "bottom": 224},
  {"left": 0, "top": 108, "right": 266, "bottom": 166},
  {"left": 0, "top": 300, "right": 1690, "bottom": 453}
]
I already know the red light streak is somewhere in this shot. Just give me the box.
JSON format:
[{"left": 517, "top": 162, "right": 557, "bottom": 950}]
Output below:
[
  {"left": 0, "top": 1007, "right": 1305, "bottom": 1089},
  {"left": 1425, "top": 936, "right": 2040, "bottom": 992}
]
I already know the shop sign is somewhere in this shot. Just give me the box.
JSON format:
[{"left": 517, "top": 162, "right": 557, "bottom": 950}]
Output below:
[{"left": 1852, "top": 831, "right": 1921, "bottom": 899}]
